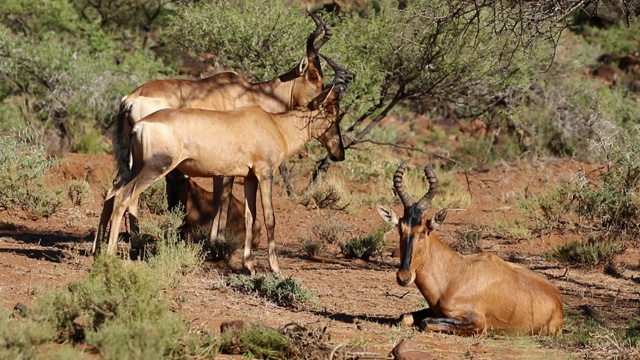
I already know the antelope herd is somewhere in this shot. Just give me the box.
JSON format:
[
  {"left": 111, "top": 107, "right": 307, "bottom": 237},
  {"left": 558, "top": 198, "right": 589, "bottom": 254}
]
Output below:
[
  {"left": 93, "top": 10, "right": 563, "bottom": 336},
  {"left": 109, "top": 10, "right": 331, "bottom": 247}
]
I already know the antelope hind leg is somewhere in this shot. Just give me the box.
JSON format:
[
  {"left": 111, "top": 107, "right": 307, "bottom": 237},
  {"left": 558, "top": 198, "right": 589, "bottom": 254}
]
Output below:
[
  {"left": 93, "top": 196, "right": 115, "bottom": 255},
  {"left": 210, "top": 176, "right": 225, "bottom": 244}
]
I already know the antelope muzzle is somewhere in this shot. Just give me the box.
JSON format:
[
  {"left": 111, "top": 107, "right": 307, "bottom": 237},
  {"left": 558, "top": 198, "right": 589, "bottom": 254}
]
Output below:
[
  {"left": 396, "top": 269, "right": 415, "bottom": 287},
  {"left": 321, "top": 123, "right": 345, "bottom": 162}
]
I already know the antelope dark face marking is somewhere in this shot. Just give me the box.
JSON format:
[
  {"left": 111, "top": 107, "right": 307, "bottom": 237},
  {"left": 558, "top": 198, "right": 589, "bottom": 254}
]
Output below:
[{"left": 399, "top": 205, "right": 424, "bottom": 271}]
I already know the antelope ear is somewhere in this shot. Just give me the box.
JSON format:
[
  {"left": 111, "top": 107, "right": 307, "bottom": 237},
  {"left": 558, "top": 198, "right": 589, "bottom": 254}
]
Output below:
[
  {"left": 377, "top": 205, "right": 399, "bottom": 226},
  {"left": 297, "top": 56, "right": 309, "bottom": 75},
  {"left": 427, "top": 209, "right": 448, "bottom": 231}
]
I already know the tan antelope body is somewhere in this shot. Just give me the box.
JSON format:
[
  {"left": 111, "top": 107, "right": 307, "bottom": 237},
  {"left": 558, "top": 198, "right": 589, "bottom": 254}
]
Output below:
[
  {"left": 114, "top": 11, "right": 331, "bottom": 243},
  {"left": 377, "top": 162, "right": 563, "bottom": 336},
  {"left": 164, "top": 172, "right": 262, "bottom": 245},
  {"left": 95, "top": 67, "right": 352, "bottom": 274}
]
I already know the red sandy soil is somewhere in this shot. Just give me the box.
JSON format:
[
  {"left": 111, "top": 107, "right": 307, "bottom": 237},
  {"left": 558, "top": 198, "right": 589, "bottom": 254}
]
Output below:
[{"left": 1, "top": 152, "right": 639, "bottom": 359}]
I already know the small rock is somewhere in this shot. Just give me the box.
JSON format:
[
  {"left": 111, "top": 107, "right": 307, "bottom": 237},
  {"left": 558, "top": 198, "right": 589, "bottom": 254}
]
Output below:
[
  {"left": 390, "top": 339, "right": 440, "bottom": 360},
  {"left": 13, "top": 303, "right": 28, "bottom": 315}
]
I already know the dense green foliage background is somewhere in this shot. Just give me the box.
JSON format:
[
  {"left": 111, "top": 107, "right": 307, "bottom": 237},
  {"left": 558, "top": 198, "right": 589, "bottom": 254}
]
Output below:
[{"left": 0, "top": 0, "right": 639, "bottom": 161}]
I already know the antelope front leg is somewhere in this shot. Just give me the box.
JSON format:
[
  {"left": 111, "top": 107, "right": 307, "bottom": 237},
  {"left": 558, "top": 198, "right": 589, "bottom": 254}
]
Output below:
[
  {"left": 419, "top": 314, "right": 481, "bottom": 335},
  {"left": 217, "top": 176, "right": 234, "bottom": 239},
  {"left": 399, "top": 308, "right": 436, "bottom": 327},
  {"left": 242, "top": 176, "right": 259, "bottom": 275},
  {"left": 258, "top": 175, "right": 280, "bottom": 273}
]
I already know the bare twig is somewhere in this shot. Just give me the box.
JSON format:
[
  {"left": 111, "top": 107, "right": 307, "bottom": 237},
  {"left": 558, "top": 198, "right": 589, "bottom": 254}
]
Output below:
[
  {"left": 329, "top": 340, "right": 349, "bottom": 360},
  {"left": 385, "top": 291, "right": 411, "bottom": 299}
]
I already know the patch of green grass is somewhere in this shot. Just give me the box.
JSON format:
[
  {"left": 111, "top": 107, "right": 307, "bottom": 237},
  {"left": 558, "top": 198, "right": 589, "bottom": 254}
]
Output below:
[
  {"left": 552, "top": 314, "right": 601, "bottom": 348},
  {"left": 339, "top": 224, "right": 391, "bottom": 261},
  {"left": 544, "top": 235, "right": 625, "bottom": 266},
  {"left": 490, "top": 213, "right": 532, "bottom": 239},
  {"left": 624, "top": 321, "right": 640, "bottom": 347},
  {"left": 226, "top": 274, "right": 316, "bottom": 308},
  {"left": 74, "top": 128, "right": 108, "bottom": 154},
  {"left": 454, "top": 134, "right": 522, "bottom": 168}
]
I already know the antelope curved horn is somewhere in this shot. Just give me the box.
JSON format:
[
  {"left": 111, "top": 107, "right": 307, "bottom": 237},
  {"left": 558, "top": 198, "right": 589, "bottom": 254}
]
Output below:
[
  {"left": 319, "top": 53, "right": 353, "bottom": 88},
  {"left": 306, "top": 10, "right": 328, "bottom": 58},
  {"left": 393, "top": 161, "right": 414, "bottom": 208},
  {"left": 415, "top": 163, "right": 439, "bottom": 210},
  {"left": 309, "top": 11, "right": 332, "bottom": 52}
]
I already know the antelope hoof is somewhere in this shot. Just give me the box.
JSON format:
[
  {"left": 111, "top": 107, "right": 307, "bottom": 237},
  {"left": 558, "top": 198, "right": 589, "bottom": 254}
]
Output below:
[
  {"left": 268, "top": 259, "right": 281, "bottom": 274},
  {"left": 399, "top": 313, "right": 415, "bottom": 327},
  {"left": 243, "top": 257, "right": 256, "bottom": 276}
]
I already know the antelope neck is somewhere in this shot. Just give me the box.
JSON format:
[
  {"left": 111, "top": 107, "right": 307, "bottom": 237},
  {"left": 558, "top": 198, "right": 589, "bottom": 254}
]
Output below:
[
  {"left": 275, "top": 109, "right": 324, "bottom": 158},
  {"left": 416, "top": 232, "right": 463, "bottom": 306}
]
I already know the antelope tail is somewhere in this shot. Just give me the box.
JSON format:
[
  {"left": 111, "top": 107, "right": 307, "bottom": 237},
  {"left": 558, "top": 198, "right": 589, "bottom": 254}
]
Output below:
[{"left": 112, "top": 99, "right": 133, "bottom": 186}]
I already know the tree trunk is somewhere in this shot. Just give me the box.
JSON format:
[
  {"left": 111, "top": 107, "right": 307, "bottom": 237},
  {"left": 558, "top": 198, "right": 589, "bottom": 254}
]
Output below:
[{"left": 278, "top": 162, "right": 296, "bottom": 197}]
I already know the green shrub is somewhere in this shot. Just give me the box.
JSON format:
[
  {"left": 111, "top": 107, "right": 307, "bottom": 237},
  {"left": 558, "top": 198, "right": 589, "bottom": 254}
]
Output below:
[
  {"left": 567, "top": 128, "right": 640, "bottom": 240},
  {"left": 226, "top": 274, "right": 315, "bottom": 308},
  {"left": 339, "top": 224, "right": 390, "bottom": 261},
  {"left": 516, "top": 185, "right": 574, "bottom": 232},
  {"left": 0, "top": 130, "right": 63, "bottom": 218},
  {"left": 1, "top": 225, "right": 206, "bottom": 359},
  {"left": 302, "top": 180, "right": 350, "bottom": 210},
  {"left": 544, "top": 235, "right": 625, "bottom": 266},
  {"left": 0, "top": 1, "right": 171, "bottom": 147},
  {"left": 218, "top": 324, "right": 295, "bottom": 359},
  {"left": 209, "top": 236, "right": 241, "bottom": 262},
  {"left": 32, "top": 248, "right": 203, "bottom": 358},
  {"left": 452, "top": 227, "right": 482, "bottom": 254},
  {"left": 68, "top": 179, "right": 92, "bottom": 206},
  {"left": 184, "top": 225, "right": 241, "bottom": 261},
  {"left": 311, "top": 217, "right": 348, "bottom": 245},
  {"left": 300, "top": 238, "right": 326, "bottom": 258},
  {"left": 138, "top": 181, "right": 169, "bottom": 215},
  {"left": 0, "top": 310, "right": 56, "bottom": 359}
]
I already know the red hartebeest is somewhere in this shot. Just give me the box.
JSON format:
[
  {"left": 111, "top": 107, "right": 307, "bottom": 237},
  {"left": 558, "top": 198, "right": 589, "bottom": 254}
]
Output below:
[
  {"left": 113, "top": 11, "right": 332, "bottom": 244},
  {"left": 94, "top": 59, "right": 352, "bottom": 275},
  {"left": 377, "top": 162, "right": 564, "bottom": 336}
]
